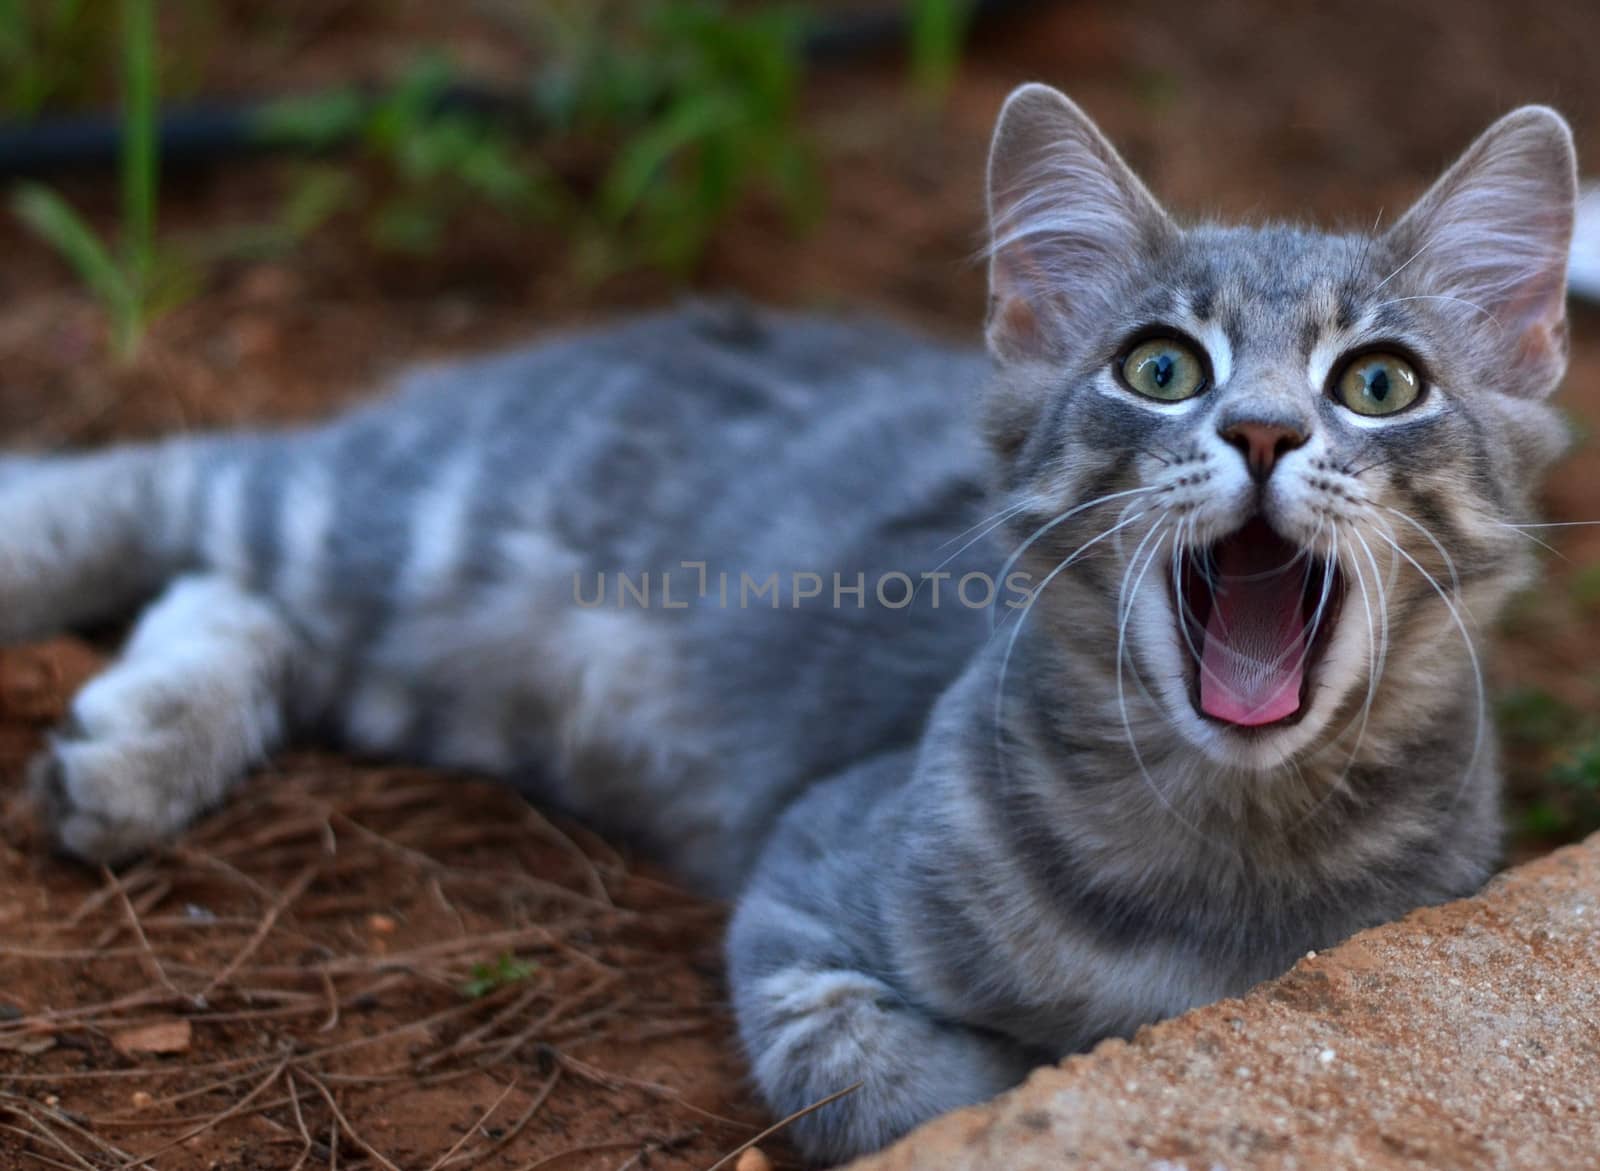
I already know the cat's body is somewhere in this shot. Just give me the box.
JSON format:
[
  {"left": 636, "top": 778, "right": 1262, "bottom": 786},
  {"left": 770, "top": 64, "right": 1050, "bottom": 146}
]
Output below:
[
  {"left": 14, "top": 88, "right": 1578, "bottom": 1163},
  {"left": 21, "top": 306, "right": 995, "bottom": 895}
]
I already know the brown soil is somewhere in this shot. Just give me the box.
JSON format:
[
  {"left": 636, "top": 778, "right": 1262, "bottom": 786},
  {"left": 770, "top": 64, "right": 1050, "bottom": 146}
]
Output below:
[
  {"left": 1, "top": 1, "right": 1599, "bottom": 1168},
  {"left": 0, "top": 644, "right": 757, "bottom": 1170}
]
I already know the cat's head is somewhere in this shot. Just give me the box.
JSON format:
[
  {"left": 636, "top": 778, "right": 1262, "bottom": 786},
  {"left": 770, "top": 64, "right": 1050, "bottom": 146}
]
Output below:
[{"left": 985, "top": 84, "right": 1576, "bottom": 773}]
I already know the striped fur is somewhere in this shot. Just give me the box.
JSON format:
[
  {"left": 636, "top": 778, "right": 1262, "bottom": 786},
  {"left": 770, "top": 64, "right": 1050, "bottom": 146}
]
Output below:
[{"left": 15, "top": 89, "right": 1578, "bottom": 1162}]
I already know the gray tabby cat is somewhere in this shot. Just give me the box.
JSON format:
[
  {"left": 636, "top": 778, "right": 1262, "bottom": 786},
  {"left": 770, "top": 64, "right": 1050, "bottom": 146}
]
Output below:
[{"left": 13, "top": 85, "right": 1576, "bottom": 1162}]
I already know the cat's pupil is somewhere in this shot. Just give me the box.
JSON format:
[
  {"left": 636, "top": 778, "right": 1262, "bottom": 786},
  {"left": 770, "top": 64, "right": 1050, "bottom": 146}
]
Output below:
[
  {"left": 1368, "top": 368, "right": 1390, "bottom": 401},
  {"left": 1153, "top": 355, "right": 1173, "bottom": 388}
]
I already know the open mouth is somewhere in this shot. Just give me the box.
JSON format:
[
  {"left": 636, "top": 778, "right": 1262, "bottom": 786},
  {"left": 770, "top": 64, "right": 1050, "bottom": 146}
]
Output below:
[{"left": 1176, "top": 517, "right": 1344, "bottom": 730}]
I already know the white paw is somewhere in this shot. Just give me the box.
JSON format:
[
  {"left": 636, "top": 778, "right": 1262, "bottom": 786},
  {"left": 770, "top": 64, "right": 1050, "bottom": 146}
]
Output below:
[
  {"left": 28, "top": 666, "right": 269, "bottom": 864},
  {"left": 29, "top": 732, "right": 191, "bottom": 864}
]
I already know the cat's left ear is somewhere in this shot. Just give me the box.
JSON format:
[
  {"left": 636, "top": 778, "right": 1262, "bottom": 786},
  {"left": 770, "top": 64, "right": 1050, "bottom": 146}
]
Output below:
[{"left": 1385, "top": 106, "right": 1577, "bottom": 397}]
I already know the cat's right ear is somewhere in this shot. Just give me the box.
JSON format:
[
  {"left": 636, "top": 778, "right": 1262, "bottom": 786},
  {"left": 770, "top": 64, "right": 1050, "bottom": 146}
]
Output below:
[{"left": 986, "top": 84, "right": 1173, "bottom": 362}]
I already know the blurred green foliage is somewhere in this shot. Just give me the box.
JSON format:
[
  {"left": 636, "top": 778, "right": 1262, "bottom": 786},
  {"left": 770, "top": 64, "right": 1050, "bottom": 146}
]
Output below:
[
  {"left": 0, "top": 0, "right": 219, "bottom": 116},
  {"left": 1570, "top": 561, "right": 1600, "bottom": 613},
  {"left": 254, "top": 1, "right": 821, "bottom": 276},
  {"left": 1500, "top": 685, "right": 1600, "bottom": 842},
  {"left": 10, "top": 0, "right": 195, "bottom": 358},
  {"left": 909, "top": 0, "right": 974, "bottom": 103},
  {"left": 260, "top": 55, "right": 558, "bottom": 256},
  {"left": 530, "top": 0, "right": 820, "bottom": 277},
  {"left": 461, "top": 953, "right": 539, "bottom": 999},
  {"left": 7, "top": 1, "right": 973, "bottom": 307},
  {"left": 0, "top": 0, "right": 99, "bottom": 115}
]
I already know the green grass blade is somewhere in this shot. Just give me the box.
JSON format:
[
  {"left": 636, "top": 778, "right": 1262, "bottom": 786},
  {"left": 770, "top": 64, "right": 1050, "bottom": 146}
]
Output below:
[
  {"left": 601, "top": 92, "right": 738, "bottom": 223},
  {"left": 11, "top": 184, "right": 131, "bottom": 313},
  {"left": 909, "top": 0, "right": 974, "bottom": 102},
  {"left": 120, "top": 0, "right": 158, "bottom": 286},
  {"left": 252, "top": 89, "right": 367, "bottom": 150},
  {"left": 0, "top": 0, "right": 23, "bottom": 57}
]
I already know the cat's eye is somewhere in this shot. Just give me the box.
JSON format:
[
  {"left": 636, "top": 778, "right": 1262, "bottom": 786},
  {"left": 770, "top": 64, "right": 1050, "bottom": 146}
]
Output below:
[
  {"left": 1119, "top": 338, "right": 1208, "bottom": 403},
  {"left": 1333, "top": 353, "right": 1422, "bottom": 417}
]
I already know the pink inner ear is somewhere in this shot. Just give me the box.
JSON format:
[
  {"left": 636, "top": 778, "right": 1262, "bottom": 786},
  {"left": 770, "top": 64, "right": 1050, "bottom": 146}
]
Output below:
[
  {"left": 1514, "top": 315, "right": 1565, "bottom": 379},
  {"left": 987, "top": 294, "right": 1046, "bottom": 361},
  {"left": 1503, "top": 254, "right": 1568, "bottom": 332},
  {"left": 1485, "top": 253, "right": 1570, "bottom": 391}
]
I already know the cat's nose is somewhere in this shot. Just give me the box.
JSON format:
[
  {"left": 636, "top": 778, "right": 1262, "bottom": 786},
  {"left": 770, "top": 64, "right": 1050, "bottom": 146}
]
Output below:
[{"left": 1219, "top": 419, "right": 1308, "bottom": 483}]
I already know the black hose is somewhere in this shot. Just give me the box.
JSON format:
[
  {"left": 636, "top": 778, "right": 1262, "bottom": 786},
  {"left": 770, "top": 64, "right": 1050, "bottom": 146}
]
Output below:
[
  {"left": 0, "top": 0, "right": 1045, "bottom": 178},
  {"left": 803, "top": 0, "right": 1038, "bottom": 60}
]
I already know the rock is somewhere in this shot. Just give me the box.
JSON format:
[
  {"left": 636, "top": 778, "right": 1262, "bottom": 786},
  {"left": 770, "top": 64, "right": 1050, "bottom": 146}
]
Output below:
[
  {"left": 112, "top": 1019, "right": 192, "bottom": 1057},
  {"left": 736, "top": 1148, "right": 773, "bottom": 1171},
  {"left": 0, "top": 1032, "right": 54, "bottom": 1055},
  {"left": 847, "top": 833, "right": 1600, "bottom": 1171}
]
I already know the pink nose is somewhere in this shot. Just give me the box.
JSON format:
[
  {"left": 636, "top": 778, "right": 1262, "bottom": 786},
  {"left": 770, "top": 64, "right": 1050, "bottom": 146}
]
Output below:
[{"left": 1220, "top": 420, "right": 1307, "bottom": 482}]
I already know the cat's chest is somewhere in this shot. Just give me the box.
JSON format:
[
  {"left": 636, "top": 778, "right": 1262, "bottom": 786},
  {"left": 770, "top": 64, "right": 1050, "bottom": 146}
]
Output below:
[
  {"left": 905, "top": 844, "right": 1352, "bottom": 1054},
  {"left": 981, "top": 912, "right": 1279, "bottom": 1052}
]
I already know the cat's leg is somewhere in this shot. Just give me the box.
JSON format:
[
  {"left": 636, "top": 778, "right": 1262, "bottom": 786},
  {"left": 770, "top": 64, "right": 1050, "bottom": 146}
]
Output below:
[
  {"left": 726, "top": 873, "right": 1037, "bottom": 1163},
  {"left": 29, "top": 573, "right": 311, "bottom": 863},
  {"left": 0, "top": 444, "right": 201, "bottom": 642}
]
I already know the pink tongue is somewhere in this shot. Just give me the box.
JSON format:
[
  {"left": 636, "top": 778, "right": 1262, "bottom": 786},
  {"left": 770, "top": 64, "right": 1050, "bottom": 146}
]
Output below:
[{"left": 1199, "top": 537, "right": 1309, "bottom": 727}]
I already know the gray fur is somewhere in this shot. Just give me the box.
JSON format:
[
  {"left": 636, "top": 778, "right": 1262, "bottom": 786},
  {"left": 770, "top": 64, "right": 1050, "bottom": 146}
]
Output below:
[{"left": 10, "top": 87, "right": 1577, "bottom": 1163}]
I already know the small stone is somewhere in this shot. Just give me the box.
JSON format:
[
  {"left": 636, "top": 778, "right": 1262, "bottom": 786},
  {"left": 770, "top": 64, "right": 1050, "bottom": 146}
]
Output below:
[
  {"left": 229, "top": 317, "right": 281, "bottom": 362},
  {"left": 112, "top": 1020, "right": 192, "bottom": 1057},
  {"left": 0, "top": 1033, "right": 54, "bottom": 1055},
  {"left": 131, "top": 1091, "right": 155, "bottom": 1111},
  {"left": 368, "top": 914, "right": 397, "bottom": 935},
  {"left": 236, "top": 264, "right": 302, "bottom": 304},
  {"left": 1318, "top": 1048, "right": 1337, "bottom": 1066},
  {"left": 735, "top": 1149, "right": 772, "bottom": 1171},
  {"left": 42, "top": 1095, "right": 59, "bottom": 1107}
]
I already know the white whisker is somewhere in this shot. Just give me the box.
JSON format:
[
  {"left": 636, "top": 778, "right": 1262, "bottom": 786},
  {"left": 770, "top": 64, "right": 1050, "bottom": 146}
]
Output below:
[
  {"left": 915, "top": 496, "right": 1042, "bottom": 605},
  {"left": 1114, "top": 520, "right": 1216, "bottom": 844},
  {"left": 1372, "top": 528, "right": 1489, "bottom": 809},
  {"left": 991, "top": 484, "right": 1158, "bottom": 635},
  {"left": 991, "top": 505, "right": 1159, "bottom": 799},
  {"left": 1290, "top": 525, "right": 1388, "bottom": 832},
  {"left": 1498, "top": 520, "right": 1600, "bottom": 529},
  {"left": 1370, "top": 240, "right": 1431, "bottom": 294},
  {"left": 1369, "top": 294, "right": 1502, "bottom": 332},
  {"left": 1488, "top": 519, "right": 1565, "bottom": 559},
  {"left": 933, "top": 495, "right": 1039, "bottom": 552},
  {"left": 1383, "top": 505, "right": 1463, "bottom": 601}
]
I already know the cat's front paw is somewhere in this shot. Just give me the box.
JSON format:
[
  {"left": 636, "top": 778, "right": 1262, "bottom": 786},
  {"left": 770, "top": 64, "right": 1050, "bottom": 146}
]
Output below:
[
  {"left": 23, "top": 574, "right": 297, "bottom": 866},
  {"left": 25, "top": 664, "right": 250, "bottom": 864},
  {"left": 26, "top": 716, "right": 204, "bottom": 865},
  {"left": 731, "top": 961, "right": 1037, "bottom": 1162}
]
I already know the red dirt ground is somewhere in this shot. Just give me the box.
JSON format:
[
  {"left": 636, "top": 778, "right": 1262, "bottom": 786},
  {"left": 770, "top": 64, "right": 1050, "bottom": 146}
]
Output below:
[{"left": 2, "top": 1, "right": 1599, "bottom": 1168}]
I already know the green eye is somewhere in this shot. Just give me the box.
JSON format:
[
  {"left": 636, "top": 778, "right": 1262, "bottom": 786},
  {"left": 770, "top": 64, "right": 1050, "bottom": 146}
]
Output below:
[
  {"left": 1335, "top": 353, "right": 1421, "bottom": 417},
  {"left": 1120, "top": 338, "right": 1207, "bottom": 402}
]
